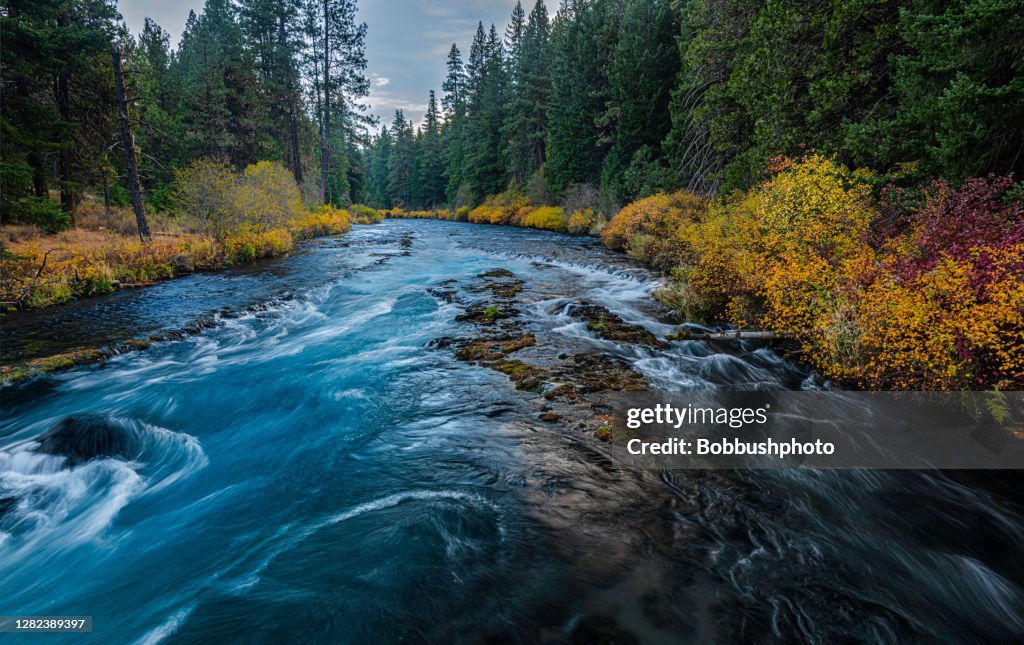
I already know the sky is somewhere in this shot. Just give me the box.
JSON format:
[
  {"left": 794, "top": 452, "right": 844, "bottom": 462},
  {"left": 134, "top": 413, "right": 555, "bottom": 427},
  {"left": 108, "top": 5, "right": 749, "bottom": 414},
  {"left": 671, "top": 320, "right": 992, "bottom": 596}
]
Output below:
[{"left": 117, "top": 0, "right": 519, "bottom": 130}]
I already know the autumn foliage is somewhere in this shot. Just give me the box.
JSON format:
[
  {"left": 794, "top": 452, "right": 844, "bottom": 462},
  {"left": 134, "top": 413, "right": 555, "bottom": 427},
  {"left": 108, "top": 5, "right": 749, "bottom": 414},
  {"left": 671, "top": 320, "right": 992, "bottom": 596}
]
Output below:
[{"left": 601, "top": 155, "right": 1023, "bottom": 390}]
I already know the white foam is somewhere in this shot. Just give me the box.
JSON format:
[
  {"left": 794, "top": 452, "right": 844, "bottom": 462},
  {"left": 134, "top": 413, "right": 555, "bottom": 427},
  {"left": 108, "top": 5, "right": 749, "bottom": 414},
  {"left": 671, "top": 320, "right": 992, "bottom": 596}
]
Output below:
[{"left": 134, "top": 602, "right": 197, "bottom": 645}]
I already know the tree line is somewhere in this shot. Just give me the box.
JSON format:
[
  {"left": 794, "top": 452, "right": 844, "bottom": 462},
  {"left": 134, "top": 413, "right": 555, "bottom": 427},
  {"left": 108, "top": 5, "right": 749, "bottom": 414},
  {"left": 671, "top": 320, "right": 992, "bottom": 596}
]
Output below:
[
  {"left": 1, "top": 0, "right": 369, "bottom": 228},
  {"left": 364, "top": 0, "right": 1023, "bottom": 211},
  {"left": 2, "top": 0, "right": 1021, "bottom": 229}
]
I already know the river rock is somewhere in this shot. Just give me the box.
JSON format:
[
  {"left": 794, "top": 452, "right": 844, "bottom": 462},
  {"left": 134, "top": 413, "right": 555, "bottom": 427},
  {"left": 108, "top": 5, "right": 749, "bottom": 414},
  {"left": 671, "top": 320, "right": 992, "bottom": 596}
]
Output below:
[{"left": 34, "top": 413, "right": 143, "bottom": 467}]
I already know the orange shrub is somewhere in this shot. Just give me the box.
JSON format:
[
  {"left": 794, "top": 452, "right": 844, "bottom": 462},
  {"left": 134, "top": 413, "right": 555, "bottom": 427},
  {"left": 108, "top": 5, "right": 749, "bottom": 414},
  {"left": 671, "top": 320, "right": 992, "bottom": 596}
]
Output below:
[{"left": 602, "top": 191, "right": 706, "bottom": 271}]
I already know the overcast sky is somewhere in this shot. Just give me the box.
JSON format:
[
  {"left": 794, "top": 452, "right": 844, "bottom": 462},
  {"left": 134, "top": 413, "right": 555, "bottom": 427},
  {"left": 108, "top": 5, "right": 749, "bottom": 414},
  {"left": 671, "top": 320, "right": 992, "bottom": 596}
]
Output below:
[{"left": 118, "top": 0, "right": 518, "bottom": 130}]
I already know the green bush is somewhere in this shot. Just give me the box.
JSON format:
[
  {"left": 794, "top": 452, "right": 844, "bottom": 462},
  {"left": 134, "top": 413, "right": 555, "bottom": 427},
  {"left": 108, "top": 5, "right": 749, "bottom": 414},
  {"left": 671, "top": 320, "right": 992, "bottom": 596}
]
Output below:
[
  {"left": 349, "top": 203, "right": 383, "bottom": 224},
  {"left": 13, "top": 197, "right": 71, "bottom": 232}
]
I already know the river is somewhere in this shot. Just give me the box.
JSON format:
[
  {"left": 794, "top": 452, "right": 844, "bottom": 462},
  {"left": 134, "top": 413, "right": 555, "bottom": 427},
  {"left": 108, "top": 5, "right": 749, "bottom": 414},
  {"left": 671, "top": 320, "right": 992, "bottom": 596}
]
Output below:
[{"left": 1, "top": 220, "right": 1022, "bottom": 643}]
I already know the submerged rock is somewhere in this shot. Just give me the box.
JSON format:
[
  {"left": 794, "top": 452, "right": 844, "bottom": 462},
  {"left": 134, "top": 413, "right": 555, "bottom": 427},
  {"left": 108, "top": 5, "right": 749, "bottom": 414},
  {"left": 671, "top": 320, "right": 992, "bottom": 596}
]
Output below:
[
  {"left": 0, "top": 495, "right": 16, "bottom": 519},
  {"left": 569, "top": 616, "right": 640, "bottom": 645},
  {"left": 34, "top": 413, "right": 142, "bottom": 467}
]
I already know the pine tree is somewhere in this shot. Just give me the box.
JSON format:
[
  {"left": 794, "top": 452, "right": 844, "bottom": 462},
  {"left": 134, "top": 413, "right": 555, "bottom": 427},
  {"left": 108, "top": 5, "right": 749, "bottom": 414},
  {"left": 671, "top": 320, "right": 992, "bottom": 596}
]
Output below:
[
  {"left": 544, "top": 0, "right": 614, "bottom": 192},
  {"left": 387, "top": 110, "right": 413, "bottom": 206},
  {"left": 239, "top": 0, "right": 307, "bottom": 183},
  {"left": 600, "top": 0, "right": 678, "bottom": 201},
  {"left": 364, "top": 125, "right": 392, "bottom": 207},
  {"left": 504, "top": 1, "right": 527, "bottom": 85},
  {"left": 421, "top": 91, "right": 446, "bottom": 207},
  {"left": 463, "top": 25, "right": 509, "bottom": 200},
  {"left": 441, "top": 43, "right": 468, "bottom": 202},
  {"left": 132, "top": 19, "right": 186, "bottom": 189},
  {"left": 302, "top": 0, "right": 370, "bottom": 204},
  {"left": 176, "top": 0, "right": 269, "bottom": 167},
  {"left": 504, "top": 0, "right": 551, "bottom": 185}
]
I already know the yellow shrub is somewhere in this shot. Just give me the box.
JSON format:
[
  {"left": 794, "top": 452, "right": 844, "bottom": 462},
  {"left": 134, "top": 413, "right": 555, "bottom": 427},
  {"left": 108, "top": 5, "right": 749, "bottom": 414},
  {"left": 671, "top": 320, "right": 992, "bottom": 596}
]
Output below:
[
  {"left": 468, "top": 190, "right": 531, "bottom": 225},
  {"left": 238, "top": 161, "right": 307, "bottom": 232},
  {"left": 468, "top": 205, "right": 492, "bottom": 224},
  {"left": 844, "top": 245, "right": 1024, "bottom": 390},
  {"left": 567, "top": 209, "right": 597, "bottom": 235},
  {"left": 523, "top": 206, "right": 567, "bottom": 232},
  {"left": 349, "top": 204, "right": 383, "bottom": 224},
  {"left": 223, "top": 228, "right": 293, "bottom": 263},
  {"left": 0, "top": 232, "right": 218, "bottom": 309},
  {"left": 173, "top": 159, "right": 239, "bottom": 238},
  {"left": 288, "top": 205, "right": 352, "bottom": 239}
]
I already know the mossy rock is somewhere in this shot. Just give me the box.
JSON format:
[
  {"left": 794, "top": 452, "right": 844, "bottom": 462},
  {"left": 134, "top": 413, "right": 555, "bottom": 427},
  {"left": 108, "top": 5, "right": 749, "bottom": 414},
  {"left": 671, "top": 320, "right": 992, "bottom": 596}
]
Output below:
[
  {"left": 543, "top": 383, "right": 582, "bottom": 402},
  {"left": 455, "top": 334, "right": 535, "bottom": 363},
  {"left": 486, "top": 281, "right": 524, "bottom": 299},
  {"left": 494, "top": 360, "right": 548, "bottom": 391},
  {"left": 501, "top": 334, "right": 535, "bottom": 353},
  {"left": 567, "top": 302, "right": 668, "bottom": 348},
  {"left": 478, "top": 268, "right": 515, "bottom": 278},
  {"left": 566, "top": 353, "right": 648, "bottom": 392},
  {"left": 456, "top": 305, "right": 510, "bottom": 324}
]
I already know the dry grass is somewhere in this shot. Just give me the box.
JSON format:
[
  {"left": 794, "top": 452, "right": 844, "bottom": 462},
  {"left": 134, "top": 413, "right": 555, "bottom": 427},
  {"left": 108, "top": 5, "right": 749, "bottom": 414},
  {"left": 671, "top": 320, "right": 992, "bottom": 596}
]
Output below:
[{"left": 74, "top": 198, "right": 193, "bottom": 237}]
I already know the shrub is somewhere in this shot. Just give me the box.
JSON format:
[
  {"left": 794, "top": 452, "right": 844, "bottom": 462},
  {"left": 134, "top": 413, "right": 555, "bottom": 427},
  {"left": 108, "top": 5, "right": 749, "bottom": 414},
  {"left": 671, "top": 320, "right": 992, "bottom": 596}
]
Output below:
[
  {"left": 469, "top": 190, "right": 531, "bottom": 225},
  {"left": 854, "top": 176, "right": 1024, "bottom": 389},
  {"left": 624, "top": 234, "right": 657, "bottom": 262},
  {"left": 239, "top": 161, "right": 307, "bottom": 232},
  {"left": 562, "top": 183, "right": 602, "bottom": 217},
  {"left": 522, "top": 206, "right": 567, "bottom": 232},
  {"left": 349, "top": 204, "right": 383, "bottom": 224},
  {"left": 567, "top": 209, "right": 597, "bottom": 235},
  {"left": 288, "top": 204, "right": 352, "bottom": 238},
  {"left": 0, "top": 233, "right": 220, "bottom": 309},
  {"left": 222, "top": 228, "right": 292, "bottom": 263},
  {"left": 174, "top": 159, "right": 310, "bottom": 238},
  {"left": 10, "top": 197, "right": 70, "bottom": 233},
  {"left": 173, "top": 159, "right": 239, "bottom": 237},
  {"left": 610, "top": 155, "right": 1023, "bottom": 390},
  {"left": 602, "top": 191, "right": 706, "bottom": 270}
]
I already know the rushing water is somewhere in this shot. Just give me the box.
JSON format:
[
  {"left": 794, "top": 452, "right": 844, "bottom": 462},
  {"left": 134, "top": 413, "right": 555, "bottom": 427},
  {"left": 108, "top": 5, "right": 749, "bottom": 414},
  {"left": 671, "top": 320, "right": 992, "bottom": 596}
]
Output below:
[{"left": 1, "top": 220, "right": 1022, "bottom": 643}]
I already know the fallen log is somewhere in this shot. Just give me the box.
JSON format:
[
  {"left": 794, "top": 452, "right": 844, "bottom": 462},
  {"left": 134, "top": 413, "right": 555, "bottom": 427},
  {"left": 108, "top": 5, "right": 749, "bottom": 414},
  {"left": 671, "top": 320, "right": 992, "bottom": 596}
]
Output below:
[{"left": 667, "top": 329, "right": 795, "bottom": 341}]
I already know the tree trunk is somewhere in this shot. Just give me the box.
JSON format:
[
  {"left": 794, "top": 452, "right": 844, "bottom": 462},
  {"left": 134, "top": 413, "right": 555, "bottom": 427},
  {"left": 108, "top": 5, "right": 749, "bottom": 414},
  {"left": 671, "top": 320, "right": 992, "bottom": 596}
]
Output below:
[
  {"left": 112, "top": 45, "right": 151, "bottom": 243},
  {"left": 671, "top": 329, "right": 794, "bottom": 341},
  {"left": 102, "top": 168, "right": 111, "bottom": 219},
  {"left": 55, "top": 73, "right": 77, "bottom": 225},
  {"left": 278, "top": 14, "right": 304, "bottom": 186},
  {"left": 289, "top": 97, "right": 303, "bottom": 185},
  {"left": 320, "top": 0, "right": 331, "bottom": 204}
]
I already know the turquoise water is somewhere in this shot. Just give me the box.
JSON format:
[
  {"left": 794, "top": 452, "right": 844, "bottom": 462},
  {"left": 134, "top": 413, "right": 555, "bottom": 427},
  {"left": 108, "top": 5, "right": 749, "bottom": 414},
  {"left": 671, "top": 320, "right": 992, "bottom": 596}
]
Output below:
[{"left": 2, "top": 221, "right": 1022, "bottom": 643}]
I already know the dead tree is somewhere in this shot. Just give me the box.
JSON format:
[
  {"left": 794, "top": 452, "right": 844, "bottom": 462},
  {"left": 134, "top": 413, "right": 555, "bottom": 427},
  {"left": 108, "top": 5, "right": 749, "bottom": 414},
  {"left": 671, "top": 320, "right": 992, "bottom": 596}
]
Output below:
[{"left": 112, "top": 44, "right": 151, "bottom": 243}]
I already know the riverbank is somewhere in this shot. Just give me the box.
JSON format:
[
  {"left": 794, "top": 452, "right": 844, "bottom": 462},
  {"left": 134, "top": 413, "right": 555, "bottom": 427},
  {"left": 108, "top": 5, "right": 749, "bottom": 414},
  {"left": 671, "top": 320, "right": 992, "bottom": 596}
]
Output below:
[
  {"left": 1, "top": 160, "right": 385, "bottom": 313},
  {"left": 385, "top": 156, "right": 1024, "bottom": 391},
  {"left": 0, "top": 210, "right": 354, "bottom": 311}
]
